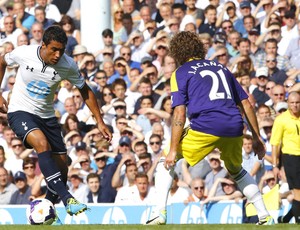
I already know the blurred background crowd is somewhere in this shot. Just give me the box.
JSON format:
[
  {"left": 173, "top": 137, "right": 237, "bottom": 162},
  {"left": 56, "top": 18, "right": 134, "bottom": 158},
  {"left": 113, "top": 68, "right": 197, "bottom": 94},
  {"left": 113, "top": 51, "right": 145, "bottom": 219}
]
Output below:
[{"left": 0, "top": 0, "right": 299, "bottom": 223}]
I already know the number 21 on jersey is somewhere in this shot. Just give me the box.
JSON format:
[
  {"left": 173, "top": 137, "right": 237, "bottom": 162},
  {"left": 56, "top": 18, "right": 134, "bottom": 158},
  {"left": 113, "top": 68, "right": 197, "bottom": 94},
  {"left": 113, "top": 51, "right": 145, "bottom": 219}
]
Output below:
[{"left": 199, "top": 69, "right": 232, "bottom": 101}]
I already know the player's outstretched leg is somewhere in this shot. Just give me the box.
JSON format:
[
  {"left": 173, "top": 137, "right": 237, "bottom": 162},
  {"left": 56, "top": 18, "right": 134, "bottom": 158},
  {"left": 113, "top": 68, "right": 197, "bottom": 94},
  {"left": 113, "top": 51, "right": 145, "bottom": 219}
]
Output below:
[
  {"left": 231, "top": 168, "right": 274, "bottom": 225},
  {"left": 145, "top": 157, "right": 173, "bottom": 225},
  {"left": 38, "top": 151, "right": 87, "bottom": 215},
  {"left": 65, "top": 198, "right": 88, "bottom": 216}
]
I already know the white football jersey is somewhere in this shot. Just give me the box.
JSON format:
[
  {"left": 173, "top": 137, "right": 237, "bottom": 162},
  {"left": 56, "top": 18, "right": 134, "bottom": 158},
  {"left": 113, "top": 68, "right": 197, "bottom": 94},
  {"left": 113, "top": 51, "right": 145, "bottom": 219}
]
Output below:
[{"left": 5, "top": 45, "right": 85, "bottom": 118}]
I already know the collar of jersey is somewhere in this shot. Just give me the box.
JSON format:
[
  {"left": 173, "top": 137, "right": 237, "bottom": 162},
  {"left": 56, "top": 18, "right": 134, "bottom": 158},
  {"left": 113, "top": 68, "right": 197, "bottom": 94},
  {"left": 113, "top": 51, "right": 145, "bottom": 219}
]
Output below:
[
  {"left": 37, "top": 46, "right": 47, "bottom": 66},
  {"left": 187, "top": 58, "right": 202, "bottom": 62}
]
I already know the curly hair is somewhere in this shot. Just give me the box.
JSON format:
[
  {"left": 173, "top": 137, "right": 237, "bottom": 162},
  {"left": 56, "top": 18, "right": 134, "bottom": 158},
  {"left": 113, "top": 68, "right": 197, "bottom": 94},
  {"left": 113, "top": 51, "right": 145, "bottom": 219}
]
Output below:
[{"left": 169, "top": 31, "right": 206, "bottom": 66}]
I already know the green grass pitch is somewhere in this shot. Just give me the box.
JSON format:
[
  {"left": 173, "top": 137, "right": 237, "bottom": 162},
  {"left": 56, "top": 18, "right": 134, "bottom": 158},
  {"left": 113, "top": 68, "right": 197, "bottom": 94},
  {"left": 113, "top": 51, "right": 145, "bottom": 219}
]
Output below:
[{"left": 0, "top": 224, "right": 298, "bottom": 230}]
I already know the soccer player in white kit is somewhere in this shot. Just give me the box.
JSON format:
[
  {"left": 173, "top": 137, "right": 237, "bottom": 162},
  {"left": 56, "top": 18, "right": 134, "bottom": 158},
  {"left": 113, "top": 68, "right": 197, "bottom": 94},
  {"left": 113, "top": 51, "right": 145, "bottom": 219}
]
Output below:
[{"left": 0, "top": 26, "right": 112, "bottom": 222}]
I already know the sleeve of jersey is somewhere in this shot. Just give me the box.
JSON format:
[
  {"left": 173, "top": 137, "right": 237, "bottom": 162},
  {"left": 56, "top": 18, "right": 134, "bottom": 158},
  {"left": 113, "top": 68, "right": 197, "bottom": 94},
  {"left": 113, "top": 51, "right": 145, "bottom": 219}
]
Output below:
[
  {"left": 67, "top": 61, "right": 85, "bottom": 89},
  {"left": 269, "top": 117, "right": 284, "bottom": 146},
  {"left": 4, "top": 47, "right": 21, "bottom": 66},
  {"left": 170, "top": 69, "right": 188, "bottom": 108}
]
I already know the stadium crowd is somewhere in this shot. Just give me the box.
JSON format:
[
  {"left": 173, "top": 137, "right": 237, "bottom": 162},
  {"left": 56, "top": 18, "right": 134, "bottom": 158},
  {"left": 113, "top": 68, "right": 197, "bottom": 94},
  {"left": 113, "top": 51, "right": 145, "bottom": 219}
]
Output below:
[{"left": 0, "top": 0, "right": 299, "bottom": 223}]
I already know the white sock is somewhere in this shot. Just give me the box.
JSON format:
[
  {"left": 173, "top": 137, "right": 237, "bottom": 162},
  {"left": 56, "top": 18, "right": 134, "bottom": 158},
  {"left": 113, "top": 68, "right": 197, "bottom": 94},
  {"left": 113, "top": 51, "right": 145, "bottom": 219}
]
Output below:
[
  {"left": 232, "top": 168, "right": 269, "bottom": 219},
  {"left": 154, "top": 157, "right": 174, "bottom": 214}
]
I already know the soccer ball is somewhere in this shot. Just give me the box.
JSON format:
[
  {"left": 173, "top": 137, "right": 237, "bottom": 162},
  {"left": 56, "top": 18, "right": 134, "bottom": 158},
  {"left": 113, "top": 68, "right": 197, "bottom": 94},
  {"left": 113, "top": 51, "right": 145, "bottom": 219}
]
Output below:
[{"left": 27, "top": 198, "right": 56, "bottom": 225}]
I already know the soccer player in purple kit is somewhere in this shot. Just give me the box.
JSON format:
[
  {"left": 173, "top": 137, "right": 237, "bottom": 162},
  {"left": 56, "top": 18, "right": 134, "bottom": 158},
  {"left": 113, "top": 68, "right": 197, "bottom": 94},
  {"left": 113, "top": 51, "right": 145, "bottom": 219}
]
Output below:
[{"left": 146, "top": 31, "right": 274, "bottom": 225}]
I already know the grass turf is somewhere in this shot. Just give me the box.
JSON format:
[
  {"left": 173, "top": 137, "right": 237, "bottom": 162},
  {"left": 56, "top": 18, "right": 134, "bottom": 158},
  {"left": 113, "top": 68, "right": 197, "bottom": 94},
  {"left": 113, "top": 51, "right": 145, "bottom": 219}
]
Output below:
[{"left": 0, "top": 224, "right": 298, "bottom": 230}]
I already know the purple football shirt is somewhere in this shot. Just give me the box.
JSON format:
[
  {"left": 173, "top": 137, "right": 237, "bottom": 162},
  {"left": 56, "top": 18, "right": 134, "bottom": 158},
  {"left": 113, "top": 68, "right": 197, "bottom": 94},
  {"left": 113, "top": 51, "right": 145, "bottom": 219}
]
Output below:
[{"left": 171, "top": 59, "right": 248, "bottom": 137}]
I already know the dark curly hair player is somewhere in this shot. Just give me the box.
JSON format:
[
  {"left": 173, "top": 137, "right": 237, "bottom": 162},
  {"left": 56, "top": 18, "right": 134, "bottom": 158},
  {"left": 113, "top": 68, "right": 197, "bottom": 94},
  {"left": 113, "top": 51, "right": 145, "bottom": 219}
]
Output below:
[{"left": 146, "top": 31, "right": 274, "bottom": 225}]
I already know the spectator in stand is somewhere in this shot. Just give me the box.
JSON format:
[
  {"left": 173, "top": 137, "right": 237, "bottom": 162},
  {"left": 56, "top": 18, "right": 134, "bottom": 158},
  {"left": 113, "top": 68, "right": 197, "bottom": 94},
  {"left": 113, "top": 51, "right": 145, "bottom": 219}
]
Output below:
[
  {"left": 234, "top": 1, "right": 252, "bottom": 36},
  {"left": 265, "top": 53, "right": 287, "bottom": 86},
  {"left": 114, "top": 162, "right": 138, "bottom": 203},
  {"left": 35, "top": 0, "right": 62, "bottom": 22},
  {"left": 60, "top": 15, "right": 81, "bottom": 45},
  {"left": 34, "top": 5, "right": 55, "bottom": 30},
  {"left": 122, "top": 0, "right": 141, "bottom": 26},
  {"left": 78, "top": 53, "right": 98, "bottom": 81},
  {"left": 258, "top": 171, "right": 277, "bottom": 194},
  {"left": 167, "top": 172, "right": 190, "bottom": 205},
  {"left": 68, "top": 174, "right": 88, "bottom": 203},
  {"left": 156, "top": 2, "right": 172, "bottom": 28},
  {"left": 93, "top": 70, "right": 108, "bottom": 99},
  {"left": 0, "top": 166, "right": 17, "bottom": 204},
  {"left": 204, "top": 151, "right": 227, "bottom": 197},
  {"left": 137, "top": 5, "right": 152, "bottom": 39},
  {"left": 94, "top": 29, "right": 116, "bottom": 64},
  {"left": 23, "top": 157, "right": 39, "bottom": 187},
  {"left": 137, "top": 153, "right": 152, "bottom": 173},
  {"left": 2, "top": 75, "right": 15, "bottom": 102},
  {"left": 60, "top": 97, "right": 87, "bottom": 125},
  {"left": 216, "top": 1, "right": 236, "bottom": 28},
  {"left": 13, "top": 2, "right": 35, "bottom": 35},
  {"left": 125, "top": 30, "right": 150, "bottom": 63},
  {"left": 259, "top": 117, "right": 274, "bottom": 172},
  {"left": 57, "top": 79, "right": 74, "bottom": 109},
  {"left": 29, "top": 22, "right": 43, "bottom": 45},
  {"left": 108, "top": 57, "right": 130, "bottom": 86},
  {"left": 148, "top": 134, "right": 163, "bottom": 162},
  {"left": 112, "top": 152, "right": 137, "bottom": 188},
  {"left": 73, "top": 45, "right": 87, "bottom": 67},
  {"left": 248, "top": 28, "right": 264, "bottom": 59},
  {"left": 226, "top": 30, "right": 241, "bottom": 58},
  {"left": 94, "top": 149, "right": 120, "bottom": 202},
  {"left": 198, "top": 5, "right": 217, "bottom": 37},
  {"left": 100, "top": 85, "right": 115, "bottom": 122},
  {"left": 285, "top": 19, "right": 300, "bottom": 70},
  {"left": 270, "top": 84, "right": 286, "bottom": 113},
  {"left": 103, "top": 59, "right": 115, "bottom": 82},
  {"left": 63, "top": 114, "right": 83, "bottom": 136},
  {"left": 242, "top": 15, "right": 256, "bottom": 38},
  {"left": 130, "top": 172, "right": 157, "bottom": 204},
  {"left": 16, "top": 33, "right": 29, "bottom": 47},
  {"left": 252, "top": 67, "right": 272, "bottom": 106},
  {"left": 256, "top": 104, "right": 271, "bottom": 124},
  {"left": 229, "top": 38, "right": 252, "bottom": 69},
  {"left": 283, "top": 78, "right": 296, "bottom": 99},
  {"left": 133, "top": 77, "right": 161, "bottom": 115},
  {"left": 9, "top": 171, "right": 32, "bottom": 204},
  {"left": 0, "top": 15, "right": 23, "bottom": 47},
  {"left": 277, "top": 10, "right": 298, "bottom": 56},
  {"left": 255, "top": 38, "right": 296, "bottom": 76},
  {"left": 111, "top": 3, "right": 126, "bottom": 45},
  {"left": 86, "top": 172, "right": 102, "bottom": 203},
  {"left": 210, "top": 45, "right": 230, "bottom": 68},
  {"left": 0, "top": 126, "right": 15, "bottom": 159},
  {"left": 185, "top": 177, "right": 206, "bottom": 203},
  {"left": 242, "top": 134, "right": 265, "bottom": 184},
  {"left": 143, "top": 20, "right": 158, "bottom": 43},
  {"left": 133, "top": 141, "right": 148, "bottom": 158},
  {"left": 203, "top": 175, "right": 243, "bottom": 204},
  {"left": 4, "top": 137, "right": 31, "bottom": 176},
  {"left": 119, "top": 45, "right": 141, "bottom": 71},
  {"left": 198, "top": 33, "right": 212, "bottom": 56},
  {"left": 121, "top": 13, "right": 134, "bottom": 40},
  {"left": 265, "top": 80, "right": 276, "bottom": 102},
  {"left": 25, "top": 0, "right": 36, "bottom": 15}
]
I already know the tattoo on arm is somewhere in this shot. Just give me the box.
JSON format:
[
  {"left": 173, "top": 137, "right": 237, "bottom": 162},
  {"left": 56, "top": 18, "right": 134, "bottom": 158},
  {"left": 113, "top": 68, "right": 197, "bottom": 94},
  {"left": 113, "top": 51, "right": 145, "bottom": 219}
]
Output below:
[{"left": 173, "top": 120, "right": 184, "bottom": 127}]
